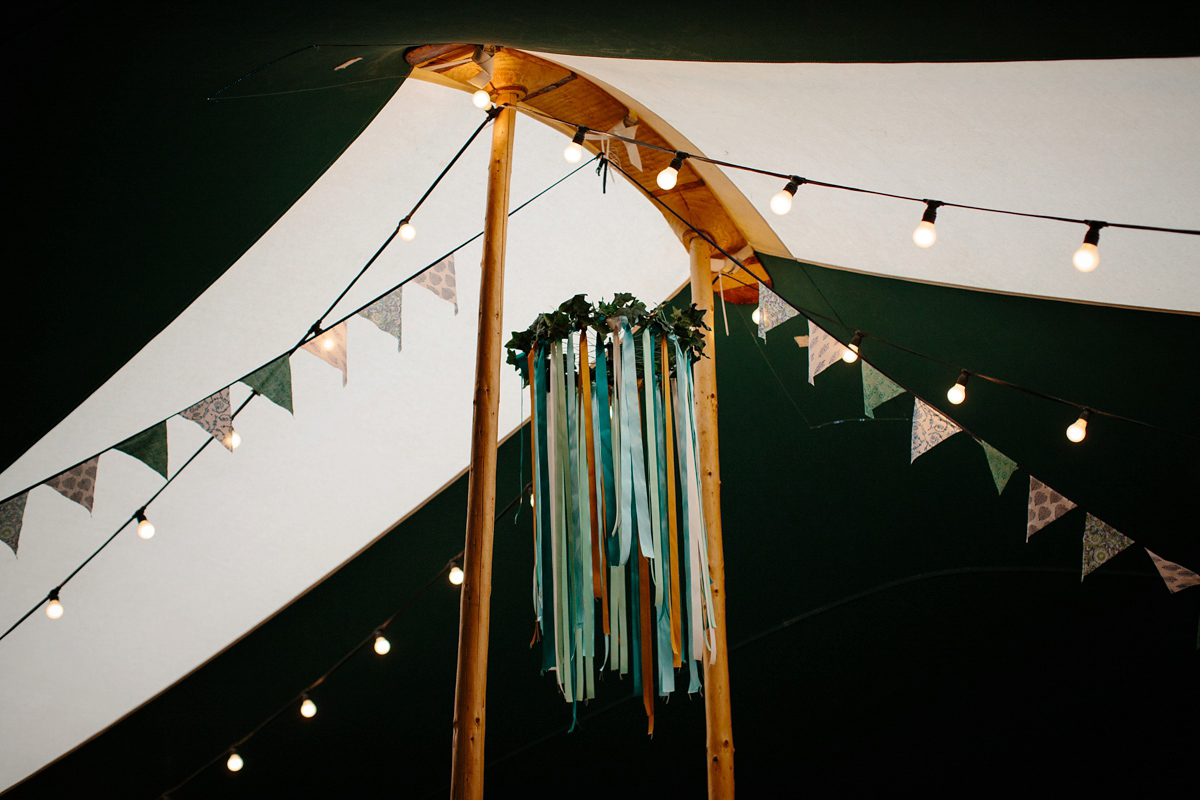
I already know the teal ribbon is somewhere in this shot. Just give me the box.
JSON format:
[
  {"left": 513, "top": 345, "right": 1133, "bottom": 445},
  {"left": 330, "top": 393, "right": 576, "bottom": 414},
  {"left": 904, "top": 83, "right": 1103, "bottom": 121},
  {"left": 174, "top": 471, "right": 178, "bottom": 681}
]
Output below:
[{"left": 534, "top": 345, "right": 556, "bottom": 673}]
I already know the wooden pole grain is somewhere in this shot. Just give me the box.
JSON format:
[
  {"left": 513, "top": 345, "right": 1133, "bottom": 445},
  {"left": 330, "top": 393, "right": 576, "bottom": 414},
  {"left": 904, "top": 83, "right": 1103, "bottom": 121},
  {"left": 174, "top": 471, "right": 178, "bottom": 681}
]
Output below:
[{"left": 688, "top": 234, "right": 735, "bottom": 799}]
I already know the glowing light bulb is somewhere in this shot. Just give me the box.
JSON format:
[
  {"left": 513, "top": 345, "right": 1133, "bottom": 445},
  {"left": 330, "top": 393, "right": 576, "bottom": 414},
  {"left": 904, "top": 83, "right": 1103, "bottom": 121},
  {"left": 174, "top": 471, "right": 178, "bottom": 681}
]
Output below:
[
  {"left": 227, "top": 752, "right": 244, "bottom": 772},
  {"left": 322, "top": 336, "right": 336, "bottom": 351},
  {"left": 399, "top": 221, "right": 416, "bottom": 242},
  {"left": 946, "top": 370, "right": 969, "bottom": 405},
  {"left": 842, "top": 332, "right": 863, "bottom": 363},
  {"left": 471, "top": 89, "right": 491, "bottom": 109},
  {"left": 1066, "top": 409, "right": 1090, "bottom": 443},
  {"left": 912, "top": 201, "right": 942, "bottom": 248},
  {"left": 300, "top": 697, "right": 317, "bottom": 718},
  {"left": 449, "top": 565, "right": 465, "bottom": 585},
  {"left": 225, "top": 430, "right": 242, "bottom": 450},
  {"left": 136, "top": 511, "right": 155, "bottom": 540},
  {"left": 1073, "top": 222, "right": 1105, "bottom": 273},
  {"left": 45, "top": 592, "right": 63, "bottom": 620},
  {"left": 770, "top": 177, "right": 802, "bottom": 216},
  {"left": 374, "top": 634, "right": 391, "bottom": 655},
  {"left": 751, "top": 307, "right": 761, "bottom": 325},
  {"left": 563, "top": 127, "right": 587, "bottom": 164},
  {"left": 656, "top": 153, "right": 684, "bottom": 191}
]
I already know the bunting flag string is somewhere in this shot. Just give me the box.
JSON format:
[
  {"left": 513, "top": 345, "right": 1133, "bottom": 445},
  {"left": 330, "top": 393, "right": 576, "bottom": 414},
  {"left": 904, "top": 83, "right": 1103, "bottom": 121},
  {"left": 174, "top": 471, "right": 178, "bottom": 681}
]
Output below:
[
  {"left": 301, "top": 322, "right": 348, "bottom": 386},
  {"left": 181, "top": 388, "right": 236, "bottom": 449},
  {"left": 1027, "top": 476, "right": 1077, "bottom": 540},
  {"left": 910, "top": 398, "right": 962, "bottom": 463},
  {"left": 1, "top": 492, "right": 28, "bottom": 555},
  {"left": 1082, "top": 514, "right": 1134, "bottom": 579},
  {"left": 243, "top": 356, "right": 295, "bottom": 413},
  {"left": 806, "top": 320, "right": 843, "bottom": 385},
  {"left": 413, "top": 254, "right": 458, "bottom": 313},
  {"left": 979, "top": 440, "right": 1017, "bottom": 495},
  {"left": 862, "top": 361, "right": 905, "bottom": 419},
  {"left": 358, "top": 286, "right": 404, "bottom": 351},
  {"left": 43, "top": 456, "right": 100, "bottom": 513},
  {"left": 1145, "top": 549, "right": 1200, "bottom": 593},
  {"left": 114, "top": 421, "right": 169, "bottom": 479},
  {"left": 506, "top": 294, "right": 711, "bottom": 728},
  {"left": 756, "top": 281, "right": 798, "bottom": 341}
]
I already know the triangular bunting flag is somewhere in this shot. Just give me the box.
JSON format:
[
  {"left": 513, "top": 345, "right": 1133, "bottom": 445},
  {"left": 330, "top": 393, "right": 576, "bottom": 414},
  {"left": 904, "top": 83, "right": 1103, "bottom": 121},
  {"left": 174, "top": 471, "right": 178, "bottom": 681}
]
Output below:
[
  {"left": 910, "top": 398, "right": 962, "bottom": 463},
  {"left": 44, "top": 456, "right": 100, "bottom": 512},
  {"left": 1145, "top": 549, "right": 1200, "bottom": 593},
  {"left": 181, "top": 387, "right": 236, "bottom": 450},
  {"left": 1026, "top": 476, "right": 1076, "bottom": 540},
  {"left": 862, "top": 361, "right": 905, "bottom": 418},
  {"left": 756, "top": 281, "right": 798, "bottom": 341},
  {"left": 1082, "top": 514, "right": 1134, "bottom": 579},
  {"left": 979, "top": 440, "right": 1017, "bottom": 495},
  {"left": 114, "top": 421, "right": 169, "bottom": 478},
  {"left": 358, "top": 286, "right": 403, "bottom": 352},
  {"left": 807, "top": 321, "right": 843, "bottom": 384},
  {"left": 1, "top": 492, "right": 28, "bottom": 555},
  {"left": 301, "top": 322, "right": 348, "bottom": 386},
  {"left": 602, "top": 120, "right": 642, "bottom": 171},
  {"left": 413, "top": 255, "right": 458, "bottom": 314},
  {"left": 243, "top": 356, "right": 294, "bottom": 413}
]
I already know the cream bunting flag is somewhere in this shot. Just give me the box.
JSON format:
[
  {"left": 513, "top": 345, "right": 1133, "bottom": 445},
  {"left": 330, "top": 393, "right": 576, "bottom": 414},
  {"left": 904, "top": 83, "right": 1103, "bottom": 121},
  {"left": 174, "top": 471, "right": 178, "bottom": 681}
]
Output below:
[
  {"left": 359, "top": 286, "right": 403, "bottom": 351},
  {"left": 1026, "top": 476, "right": 1076, "bottom": 540},
  {"left": 44, "top": 456, "right": 100, "bottom": 512},
  {"left": 301, "top": 321, "right": 348, "bottom": 386},
  {"left": 1082, "top": 514, "right": 1134, "bottom": 579},
  {"left": 862, "top": 361, "right": 905, "bottom": 418},
  {"left": 757, "top": 281, "right": 798, "bottom": 341},
  {"left": 181, "top": 387, "right": 236, "bottom": 449},
  {"left": 1, "top": 492, "right": 28, "bottom": 555},
  {"left": 807, "top": 320, "right": 843, "bottom": 384},
  {"left": 413, "top": 255, "right": 458, "bottom": 313},
  {"left": 910, "top": 398, "right": 962, "bottom": 462},
  {"left": 1145, "top": 549, "right": 1200, "bottom": 593},
  {"left": 979, "top": 440, "right": 1017, "bottom": 495}
]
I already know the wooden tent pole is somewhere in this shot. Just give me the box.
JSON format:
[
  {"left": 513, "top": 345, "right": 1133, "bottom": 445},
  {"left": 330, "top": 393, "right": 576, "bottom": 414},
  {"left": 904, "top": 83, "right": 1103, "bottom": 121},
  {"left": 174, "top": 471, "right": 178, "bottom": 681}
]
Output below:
[
  {"left": 688, "top": 233, "right": 736, "bottom": 798},
  {"left": 450, "top": 71, "right": 524, "bottom": 800}
]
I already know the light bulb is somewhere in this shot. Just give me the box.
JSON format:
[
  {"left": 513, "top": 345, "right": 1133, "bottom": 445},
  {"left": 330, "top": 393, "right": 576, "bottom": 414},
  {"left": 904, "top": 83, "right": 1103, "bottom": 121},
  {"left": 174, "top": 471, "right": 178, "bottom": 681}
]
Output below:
[
  {"left": 322, "top": 336, "right": 336, "bottom": 351},
  {"left": 1066, "top": 409, "right": 1090, "bottom": 443},
  {"left": 912, "top": 201, "right": 941, "bottom": 248},
  {"left": 842, "top": 332, "right": 863, "bottom": 363},
  {"left": 227, "top": 752, "right": 244, "bottom": 772},
  {"left": 770, "top": 177, "right": 802, "bottom": 216},
  {"left": 1073, "top": 222, "right": 1104, "bottom": 273},
  {"left": 300, "top": 697, "right": 317, "bottom": 718},
  {"left": 374, "top": 634, "right": 391, "bottom": 655},
  {"left": 225, "top": 430, "right": 242, "bottom": 450},
  {"left": 46, "top": 593, "right": 63, "bottom": 620},
  {"left": 399, "top": 221, "right": 416, "bottom": 242},
  {"left": 656, "top": 153, "right": 684, "bottom": 191},
  {"left": 946, "top": 370, "right": 969, "bottom": 405},
  {"left": 563, "top": 127, "right": 587, "bottom": 164},
  {"left": 751, "top": 307, "right": 761, "bottom": 325},
  {"left": 136, "top": 511, "right": 155, "bottom": 540},
  {"left": 449, "top": 565, "right": 465, "bottom": 585},
  {"left": 471, "top": 89, "right": 491, "bottom": 109}
]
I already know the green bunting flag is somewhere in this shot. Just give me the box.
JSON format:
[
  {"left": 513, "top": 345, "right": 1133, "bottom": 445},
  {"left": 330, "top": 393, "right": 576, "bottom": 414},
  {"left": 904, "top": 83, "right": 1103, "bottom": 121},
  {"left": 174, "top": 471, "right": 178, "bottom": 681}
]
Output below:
[
  {"left": 243, "top": 356, "right": 294, "bottom": 414},
  {"left": 358, "top": 286, "right": 403, "bottom": 351},
  {"left": 861, "top": 361, "right": 904, "bottom": 419},
  {"left": 1, "top": 492, "right": 28, "bottom": 555},
  {"left": 979, "top": 440, "right": 1017, "bottom": 495},
  {"left": 114, "top": 421, "right": 169, "bottom": 478},
  {"left": 1082, "top": 514, "right": 1134, "bottom": 579}
]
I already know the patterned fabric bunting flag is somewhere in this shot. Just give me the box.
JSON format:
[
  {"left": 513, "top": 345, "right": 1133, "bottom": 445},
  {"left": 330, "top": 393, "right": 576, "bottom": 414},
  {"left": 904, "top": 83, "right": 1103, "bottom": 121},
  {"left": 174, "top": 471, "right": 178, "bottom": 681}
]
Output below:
[
  {"left": 114, "top": 421, "right": 169, "bottom": 478},
  {"left": 807, "top": 321, "right": 843, "bottom": 385},
  {"left": 413, "top": 255, "right": 458, "bottom": 313},
  {"left": 1, "top": 492, "right": 28, "bottom": 555},
  {"left": 243, "top": 355, "right": 294, "bottom": 413},
  {"left": 604, "top": 120, "right": 642, "bottom": 171},
  {"left": 862, "top": 361, "right": 905, "bottom": 418},
  {"left": 756, "top": 281, "right": 798, "bottom": 340},
  {"left": 301, "top": 322, "right": 348, "bottom": 386},
  {"left": 181, "top": 387, "right": 236, "bottom": 449},
  {"left": 358, "top": 286, "right": 403, "bottom": 351},
  {"left": 1145, "top": 549, "right": 1200, "bottom": 593},
  {"left": 979, "top": 440, "right": 1017, "bottom": 495},
  {"left": 44, "top": 456, "right": 100, "bottom": 512},
  {"left": 1082, "top": 514, "right": 1134, "bottom": 579},
  {"left": 1026, "top": 476, "right": 1076, "bottom": 540},
  {"left": 910, "top": 398, "right": 962, "bottom": 463}
]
